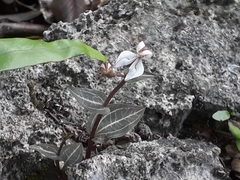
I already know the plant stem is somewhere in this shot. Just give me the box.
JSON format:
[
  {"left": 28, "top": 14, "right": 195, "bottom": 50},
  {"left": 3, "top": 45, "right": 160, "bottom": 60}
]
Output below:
[
  {"left": 56, "top": 163, "right": 68, "bottom": 180},
  {"left": 103, "top": 79, "right": 126, "bottom": 106},
  {"left": 85, "top": 79, "right": 126, "bottom": 159}
]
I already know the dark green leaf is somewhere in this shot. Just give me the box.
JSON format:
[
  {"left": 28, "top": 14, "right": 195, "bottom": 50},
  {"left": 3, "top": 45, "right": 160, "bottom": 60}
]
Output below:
[
  {"left": 0, "top": 38, "right": 107, "bottom": 72},
  {"left": 212, "top": 110, "right": 230, "bottom": 121},
  {"left": 29, "top": 144, "right": 59, "bottom": 160},
  {"left": 127, "top": 71, "right": 155, "bottom": 83},
  {"left": 68, "top": 87, "right": 110, "bottom": 114},
  {"left": 93, "top": 104, "right": 145, "bottom": 143},
  {"left": 60, "top": 142, "right": 83, "bottom": 169}
]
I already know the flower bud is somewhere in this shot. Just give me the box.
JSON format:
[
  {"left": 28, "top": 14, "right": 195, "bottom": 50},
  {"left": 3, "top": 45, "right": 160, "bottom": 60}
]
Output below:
[{"left": 99, "top": 62, "right": 116, "bottom": 78}]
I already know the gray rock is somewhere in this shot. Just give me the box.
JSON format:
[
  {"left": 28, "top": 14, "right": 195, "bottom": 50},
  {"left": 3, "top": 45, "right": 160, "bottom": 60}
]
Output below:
[
  {"left": 67, "top": 136, "right": 227, "bottom": 180},
  {"left": 43, "top": 0, "right": 240, "bottom": 135},
  {"left": 0, "top": 0, "right": 239, "bottom": 179}
]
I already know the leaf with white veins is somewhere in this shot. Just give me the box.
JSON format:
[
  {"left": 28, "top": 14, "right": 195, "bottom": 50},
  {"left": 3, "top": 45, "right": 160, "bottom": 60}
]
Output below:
[
  {"left": 127, "top": 71, "right": 155, "bottom": 83},
  {"left": 93, "top": 104, "right": 145, "bottom": 143},
  {"left": 60, "top": 142, "right": 83, "bottom": 169},
  {"left": 29, "top": 144, "right": 59, "bottom": 160},
  {"left": 68, "top": 87, "right": 110, "bottom": 114}
]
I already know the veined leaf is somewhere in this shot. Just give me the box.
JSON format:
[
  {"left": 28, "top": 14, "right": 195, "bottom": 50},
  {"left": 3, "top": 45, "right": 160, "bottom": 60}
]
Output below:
[
  {"left": 68, "top": 87, "right": 110, "bottom": 114},
  {"left": 93, "top": 104, "right": 145, "bottom": 144},
  {"left": 60, "top": 142, "right": 83, "bottom": 169},
  {"left": 29, "top": 144, "right": 59, "bottom": 160},
  {"left": 127, "top": 71, "right": 155, "bottom": 83},
  {"left": 0, "top": 38, "right": 107, "bottom": 72},
  {"left": 229, "top": 120, "right": 240, "bottom": 140},
  {"left": 212, "top": 110, "right": 230, "bottom": 121}
]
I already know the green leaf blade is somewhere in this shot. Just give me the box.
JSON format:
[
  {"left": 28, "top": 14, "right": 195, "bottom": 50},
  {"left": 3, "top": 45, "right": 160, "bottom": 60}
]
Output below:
[
  {"left": 29, "top": 144, "right": 59, "bottom": 160},
  {"left": 68, "top": 87, "right": 110, "bottom": 114},
  {"left": 229, "top": 120, "right": 240, "bottom": 140},
  {"left": 60, "top": 142, "right": 83, "bottom": 169},
  {"left": 93, "top": 104, "right": 145, "bottom": 144},
  {"left": 0, "top": 38, "right": 107, "bottom": 72},
  {"left": 127, "top": 71, "right": 155, "bottom": 83},
  {"left": 212, "top": 110, "right": 230, "bottom": 121}
]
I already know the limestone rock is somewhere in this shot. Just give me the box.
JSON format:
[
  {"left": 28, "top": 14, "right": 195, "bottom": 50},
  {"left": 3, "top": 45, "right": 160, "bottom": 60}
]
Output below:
[
  {"left": 67, "top": 136, "right": 227, "bottom": 180},
  {"left": 0, "top": 0, "right": 239, "bottom": 179},
  {"left": 43, "top": 0, "right": 240, "bottom": 135}
]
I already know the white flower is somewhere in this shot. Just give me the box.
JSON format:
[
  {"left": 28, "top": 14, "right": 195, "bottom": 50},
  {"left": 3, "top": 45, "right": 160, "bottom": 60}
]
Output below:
[{"left": 114, "top": 41, "right": 152, "bottom": 81}]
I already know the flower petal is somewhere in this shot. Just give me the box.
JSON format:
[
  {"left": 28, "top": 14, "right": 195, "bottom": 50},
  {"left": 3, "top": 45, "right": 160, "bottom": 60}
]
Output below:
[
  {"left": 136, "top": 41, "right": 145, "bottom": 53},
  {"left": 139, "top": 50, "right": 153, "bottom": 59},
  {"left": 125, "top": 59, "right": 144, "bottom": 81},
  {"left": 114, "top": 51, "right": 137, "bottom": 68}
]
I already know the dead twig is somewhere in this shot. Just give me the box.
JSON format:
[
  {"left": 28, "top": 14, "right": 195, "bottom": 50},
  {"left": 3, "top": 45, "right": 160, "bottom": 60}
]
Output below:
[
  {"left": 0, "top": 9, "right": 41, "bottom": 22},
  {"left": 15, "top": 0, "right": 37, "bottom": 11},
  {"left": 0, "top": 22, "right": 49, "bottom": 37}
]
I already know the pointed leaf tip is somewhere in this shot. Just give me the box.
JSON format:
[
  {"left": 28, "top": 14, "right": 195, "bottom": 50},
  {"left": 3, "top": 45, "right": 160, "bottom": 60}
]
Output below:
[
  {"left": 0, "top": 38, "right": 107, "bottom": 72},
  {"left": 93, "top": 104, "right": 145, "bottom": 144},
  {"left": 126, "top": 71, "right": 155, "bottom": 83},
  {"left": 229, "top": 120, "right": 240, "bottom": 140},
  {"left": 29, "top": 144, "right": 59, "bottom": 160}
]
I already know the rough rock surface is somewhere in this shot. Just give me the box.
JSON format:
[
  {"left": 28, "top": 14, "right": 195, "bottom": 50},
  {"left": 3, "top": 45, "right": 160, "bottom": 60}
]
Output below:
[
  {"left": 43, "top": 0, "right": 240, "bottom": 135},
  {"left": 67, "top": 136, "right": 226, "bottom": 180},
  {"left": 0, "top": 0, "right": 239, "bottom": 179}
]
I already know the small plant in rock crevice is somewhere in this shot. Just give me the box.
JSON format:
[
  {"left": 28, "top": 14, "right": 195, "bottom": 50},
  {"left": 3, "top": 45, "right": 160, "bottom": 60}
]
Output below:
[
  {"left": 212, "top": 110, "right": 240, "bottom": 150},
  {"left": 212, "top": 110, "right": 240, "bottom": 178},
  {"left": 29, "top": 41, "right": 154, "bottom": 179}
]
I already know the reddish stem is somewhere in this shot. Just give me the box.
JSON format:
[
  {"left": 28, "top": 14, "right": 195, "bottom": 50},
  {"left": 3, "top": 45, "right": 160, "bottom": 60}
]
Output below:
[{"left": 85, "top": 79, "right": 126, "bottom": 159}]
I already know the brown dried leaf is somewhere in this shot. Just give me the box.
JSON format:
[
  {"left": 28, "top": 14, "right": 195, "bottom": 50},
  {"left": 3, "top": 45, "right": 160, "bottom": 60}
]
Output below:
[{"left": 38, "top": 0, "right": 107, "bottom": 23}]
